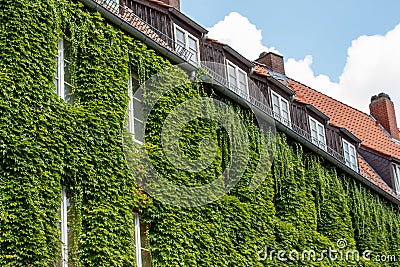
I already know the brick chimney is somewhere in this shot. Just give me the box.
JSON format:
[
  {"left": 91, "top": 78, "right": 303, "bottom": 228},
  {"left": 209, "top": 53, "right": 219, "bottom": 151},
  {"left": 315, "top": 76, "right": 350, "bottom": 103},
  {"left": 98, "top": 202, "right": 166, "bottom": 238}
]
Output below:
[
  {"left": 370, "top": 93, "right": 400, "bottom": 139},
  {"left": 256, "top": 52, "right": 285, "bottom": 76},
  {"left": 159, "top": 0, "right": 180, "bottom": 10}
]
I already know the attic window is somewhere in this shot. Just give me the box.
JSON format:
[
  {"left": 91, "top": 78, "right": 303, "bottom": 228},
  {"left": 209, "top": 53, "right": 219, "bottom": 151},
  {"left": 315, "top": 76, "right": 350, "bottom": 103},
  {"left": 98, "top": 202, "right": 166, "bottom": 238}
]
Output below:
[
  {"left": 271, "top": 91, "right": 291, "bottom": 128},
  {"left": 309, "top": 116, "right": 327, "bottom": 151},
  {"left": 226, "top": 60, "right": 249, "bottom": 99},
  {"left": 343, "top": 139, "right": 358, "bottom": 171},
  {"left": 174, "top": 24, "right": 200, "bottom": 66},
  {"left": 392, "top": 164, "right": 400, "bottom": 194}
]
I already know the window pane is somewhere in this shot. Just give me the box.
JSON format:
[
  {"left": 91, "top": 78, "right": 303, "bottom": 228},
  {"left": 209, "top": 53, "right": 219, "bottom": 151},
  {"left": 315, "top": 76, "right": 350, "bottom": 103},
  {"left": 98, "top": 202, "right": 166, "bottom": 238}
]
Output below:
[
  {"left": 238, "top": 71, "right": 246, "bottom": 84},
  {"left": 64, "top": 84, "right": 73, "bottom": 104},
  {"left": 175, "top": 28, "right": 185, "bottom": 45},
  {"left": 272, "top": 94, "right": 280, "bottom": 114},
  {"left": 133, "top": 98, "right": 143, "bottom": 122},
  {"left": 281, "top": 100, "right": 289, "bottom": 114},
  {"left": 63, "top": 39, "right": 71, "bottom": 60},
  {"left": 134, "top": 120, "right": 144, "bottom": 143},
  {"left": 238, "top": 71, "right": 247, "bottom": 92},
  {"left": 227, "top": 63, "right": 236, "bottom": 77},
  {"left": 188, "top": 36, "right": 197, "bottom": 52},
  {"left": 64, "top": 62, "right": 71, "bottom": 84}
]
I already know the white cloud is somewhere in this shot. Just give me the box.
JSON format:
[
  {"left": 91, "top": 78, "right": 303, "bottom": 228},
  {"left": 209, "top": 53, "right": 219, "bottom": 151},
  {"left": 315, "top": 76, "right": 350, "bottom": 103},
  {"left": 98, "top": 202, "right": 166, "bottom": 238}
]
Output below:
[
  {"left": 207, "top": 12, "right": 400, "bottom": 119},
  {"left": 207, "top": 12, "right": 278, "bottom": 60},
  {"left": 286, "top": 24, "right": 400, "bottom": 118}
]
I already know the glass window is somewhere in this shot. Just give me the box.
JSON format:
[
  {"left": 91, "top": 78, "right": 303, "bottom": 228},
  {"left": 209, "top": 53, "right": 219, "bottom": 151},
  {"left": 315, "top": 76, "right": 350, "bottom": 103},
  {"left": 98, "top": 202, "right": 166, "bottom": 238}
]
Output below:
[
  {"left": 174, "top": 25, "right": 199, "bottom": 66},
  {"left": 392, "top": 164, "right": 400, "bottom": 194},
  {"left": 134, "top": 213, "right": 151, "bottom": 267},
  {"left": 55, "top": 39, "right": 74, "bottom": 104},
  {"left": 271, "top": 91, "right": 291, "bottom": 128},
  {"left": 309, "top": 116, "right": 326, "bottom": 150},
  {"left": 226, "top": 60, "right": 248, "bottom": 99},
  {"left": 128, "top": 73, "right": 144, "bottom": 144},
  {"left": 59, "top": 186, "right": 73, "bottom": 267},
  {"left": 343, "top": 139, "right": 358, "bottom": 171}
]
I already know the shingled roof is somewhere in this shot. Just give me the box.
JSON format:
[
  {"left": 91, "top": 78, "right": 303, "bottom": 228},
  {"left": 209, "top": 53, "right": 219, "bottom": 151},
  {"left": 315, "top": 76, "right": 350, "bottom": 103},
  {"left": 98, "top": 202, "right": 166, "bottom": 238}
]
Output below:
[
  {"left": 287, "top": 78, "right": 400, "bottom": 200},
  {"left": 288, "top": 79, "right": 400, "bottom": 160}
]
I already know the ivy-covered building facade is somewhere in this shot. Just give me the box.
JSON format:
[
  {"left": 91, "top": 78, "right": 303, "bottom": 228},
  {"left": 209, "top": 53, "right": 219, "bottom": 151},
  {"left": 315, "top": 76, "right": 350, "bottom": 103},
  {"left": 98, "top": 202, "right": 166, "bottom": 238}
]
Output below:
[{"left": 2, "top": 0, "right": 400, "bottom": 266}]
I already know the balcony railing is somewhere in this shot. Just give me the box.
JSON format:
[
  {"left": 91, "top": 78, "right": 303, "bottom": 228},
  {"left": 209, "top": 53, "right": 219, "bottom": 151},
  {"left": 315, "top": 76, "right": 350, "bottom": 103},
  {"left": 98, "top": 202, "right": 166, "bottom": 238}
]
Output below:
[
  {"left": 201, "top": 64, "right": 350, "bottom": 167},
  {"left": 92, "top": 0, "right": 383, "bottom": 192},
  {"left": 95, "top": 0, "right": 193, "bottom": 61},
  {"left": 200, "top": 62, "right": 249, "bottom": 100}
]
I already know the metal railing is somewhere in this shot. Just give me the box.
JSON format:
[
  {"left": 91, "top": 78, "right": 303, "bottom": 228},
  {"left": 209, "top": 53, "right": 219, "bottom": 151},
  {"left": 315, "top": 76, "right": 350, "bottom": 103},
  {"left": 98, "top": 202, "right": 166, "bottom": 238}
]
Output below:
[
  {"left": 95, "top": 0, "right": 194, "bottom": 61},
  {"left": 93, "top": 0, "right": 384, "bottom": 191},
  {"left": 201, "top": 64, "right": 350, "bottom": 167},
  {"left": 200, "top": 62, "right": 249, "bottom": 100}
]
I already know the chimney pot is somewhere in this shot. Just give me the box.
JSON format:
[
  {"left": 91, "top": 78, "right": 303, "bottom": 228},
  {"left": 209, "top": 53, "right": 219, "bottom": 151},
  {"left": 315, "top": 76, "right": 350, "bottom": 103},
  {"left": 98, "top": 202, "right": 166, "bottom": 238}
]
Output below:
[{"left": 369, "top": 92, "right": 399, "bottom": 139}]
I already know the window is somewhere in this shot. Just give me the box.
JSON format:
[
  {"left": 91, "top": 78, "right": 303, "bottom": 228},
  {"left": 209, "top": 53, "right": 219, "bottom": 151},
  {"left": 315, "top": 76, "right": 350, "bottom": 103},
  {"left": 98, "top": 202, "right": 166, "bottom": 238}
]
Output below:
[
  {"left": 60, "top": 186, "right": 70, "bottom": 267},
  {"left": 226, "top": 60, "right": 249, "bottom": 99},
  {"left": 174, "top": 24, "right": 200, "bottom": 66},
  {"left": 392, "top": 164, "right": 400, "bottom": 194},
  {"left": 271, "top": 91, "right": 291, "bottom": 127},
  {"left": 309, "top": 116, "right": 327, "bottom": 150},
  {"left": 134, "top": 213, "right": 151, "bottom": 267},
  {"left": 343, "top": 139, "right": 358, "bottom": 171},
  {"left": 55, "top": 39, "right": 74, "bottom": 103},
  {"left": 128, "top": 73, "right": 144, "bottom": 143}
]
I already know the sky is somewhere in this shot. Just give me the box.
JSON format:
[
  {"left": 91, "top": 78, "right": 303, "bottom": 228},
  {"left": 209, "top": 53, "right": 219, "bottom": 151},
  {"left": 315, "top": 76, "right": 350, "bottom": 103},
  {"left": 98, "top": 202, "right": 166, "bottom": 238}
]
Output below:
[{"left": 181, "top": 1, "right": 400, "bottom": 119}]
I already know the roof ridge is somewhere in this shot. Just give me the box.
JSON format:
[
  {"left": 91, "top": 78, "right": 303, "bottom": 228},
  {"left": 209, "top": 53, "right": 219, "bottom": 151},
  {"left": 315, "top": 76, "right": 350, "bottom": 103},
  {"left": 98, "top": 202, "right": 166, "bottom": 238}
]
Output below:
[{"left": 288, "top": 77, "right": 373, "bottom": 119}]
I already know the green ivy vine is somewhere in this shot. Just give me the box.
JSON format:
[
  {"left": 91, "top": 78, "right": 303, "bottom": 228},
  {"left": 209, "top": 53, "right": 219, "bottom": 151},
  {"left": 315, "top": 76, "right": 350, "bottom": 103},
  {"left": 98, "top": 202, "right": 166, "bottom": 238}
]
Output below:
[{"left": 1, "top": 0, "right": 400, "bottom": 266}]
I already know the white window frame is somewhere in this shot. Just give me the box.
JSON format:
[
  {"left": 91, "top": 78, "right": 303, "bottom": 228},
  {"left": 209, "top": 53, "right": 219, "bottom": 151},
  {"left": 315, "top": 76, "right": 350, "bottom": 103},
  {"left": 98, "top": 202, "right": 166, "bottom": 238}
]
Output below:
[
  {"left": 343, "top": 139, "right": 358, "bottom": 171},
  {"left": 226, "top": 59, "right": 249, "bottom": 100},
  {"left": 134, "top": 213, "right": 142, "bottom": 267},
  {"left": 173, "top": 24, "right": 200, "bottom": 66},
  {"left": 392, "top": 164, "right": 400, "bottom": 195},
  {"left": 271, "top": 91, "right": 291, "bottom": 128},
  {"left": 55, "top": 39, "right": 73, "bottom": 103},
  {"left": 134, "top": 213, "right": 151, "bottom": 267},
  {"left": 128, "top": 72, "right": 144, "bottom": 144},
  {"left": 309, "top": 116, "right": 327, "bottom": 151},
  {"left": 60, "top": 186, "right": 68, "bottom": 267}
]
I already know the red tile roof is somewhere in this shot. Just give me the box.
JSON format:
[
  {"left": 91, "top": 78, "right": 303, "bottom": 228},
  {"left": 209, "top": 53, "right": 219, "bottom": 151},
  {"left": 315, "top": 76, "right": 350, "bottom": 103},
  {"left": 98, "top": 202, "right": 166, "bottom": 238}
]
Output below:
[
  {"left": 253, "top": 64, "right": 271, "bottom": 77},
  {"left": 288, "top": 79, "right": 400, "bottom": 160},
  {"left": 206, "top": 38, "right": 227, "bottom": 46}
]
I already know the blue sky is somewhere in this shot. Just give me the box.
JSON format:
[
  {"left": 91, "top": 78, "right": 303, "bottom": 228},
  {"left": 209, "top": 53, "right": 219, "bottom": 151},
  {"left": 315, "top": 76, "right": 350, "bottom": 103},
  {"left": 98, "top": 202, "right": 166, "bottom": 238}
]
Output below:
[
  {"left": 182, "top": 0, "right": 400, "bottom": 82},
  {"left": 181, "top": 1, "right": 400, "bottom": 118}
]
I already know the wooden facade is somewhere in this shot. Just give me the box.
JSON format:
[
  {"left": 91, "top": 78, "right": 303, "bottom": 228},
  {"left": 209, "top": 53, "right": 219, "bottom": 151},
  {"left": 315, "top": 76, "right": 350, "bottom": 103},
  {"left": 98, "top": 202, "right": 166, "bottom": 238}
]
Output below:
[{"left": 118, "top": 0, "right": 361, "bottom": 171}]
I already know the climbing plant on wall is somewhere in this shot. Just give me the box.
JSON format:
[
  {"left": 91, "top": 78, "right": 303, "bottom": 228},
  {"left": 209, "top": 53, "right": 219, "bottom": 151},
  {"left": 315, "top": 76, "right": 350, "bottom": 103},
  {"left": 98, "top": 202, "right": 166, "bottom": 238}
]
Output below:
[{"left": 1, "top": 1, "right": 400, "bottom": 267}]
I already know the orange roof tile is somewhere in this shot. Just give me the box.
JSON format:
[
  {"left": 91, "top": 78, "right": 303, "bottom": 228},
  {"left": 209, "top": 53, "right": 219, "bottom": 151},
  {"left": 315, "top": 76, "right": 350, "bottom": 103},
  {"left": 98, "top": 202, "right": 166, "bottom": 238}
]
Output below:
[
  {"left": 206, "top": 38, "right": 227, "bottom": 46},
  {"left": 288, "top": 79, "right": 400, "bottom": 160},
  {"left": 253, "top": 64, "right": 271, "bottom": 77}
]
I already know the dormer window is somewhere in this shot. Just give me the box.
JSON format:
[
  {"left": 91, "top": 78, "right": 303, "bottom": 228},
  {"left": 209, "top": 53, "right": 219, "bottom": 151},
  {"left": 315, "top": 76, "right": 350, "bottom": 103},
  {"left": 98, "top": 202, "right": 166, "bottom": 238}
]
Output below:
[
  {"left": 271, "top": 91, "right": 291, "bottom": 127},
  {"left": 309, "top": 116, "right": 326, "bottom": 150},
  {"left": 392, "top": 164, "right": 400, "bottom": 194},
  {"left": 226, "top": 60, "right": 249, "bottom": 99},
  {"left": 174, "top": 24, "right": 200, "bottom": 66},
  {"left": 343, "top": 139, "right": 358, "bottom": 171}
]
